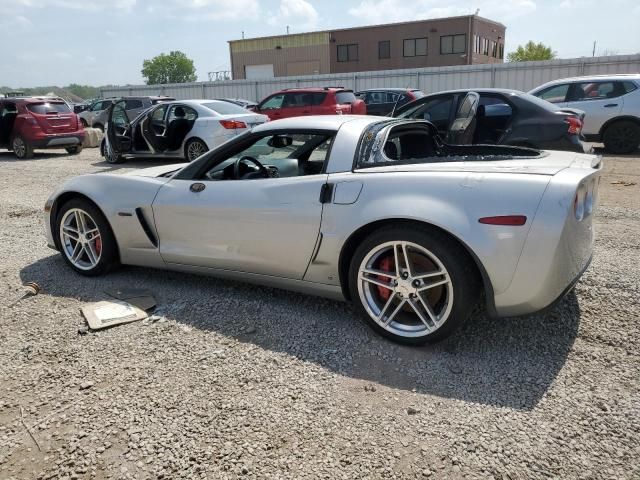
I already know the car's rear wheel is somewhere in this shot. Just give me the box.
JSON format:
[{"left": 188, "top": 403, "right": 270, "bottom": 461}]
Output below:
[
  {"left": 603, "top": 120, "right": 640, "bottom": 154},
  {"left": 185, "top": 138, "right": 209, "bottom": 162},
  {"left": 66, "top": 145, "right": 83, "bottom": 155},
  {"left": 12, "top": 136, "right": 34, "bottom": 159},
  {"left": 349, "top": 226, "right": 479, "bottom": 345},
  {"left": 56, "top": 199, "right": 119, "bottom": 276}
]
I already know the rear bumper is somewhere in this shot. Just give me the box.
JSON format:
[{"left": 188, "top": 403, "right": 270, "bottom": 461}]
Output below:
[
  {"left": 493, "top": 166, "right": 599, "bottom": 317},
  {"left": 29, "top": 131, "right": 85, "bottom": 149},
  {"left": 539, "top": 135, "right": 586, "bottom": 153}
]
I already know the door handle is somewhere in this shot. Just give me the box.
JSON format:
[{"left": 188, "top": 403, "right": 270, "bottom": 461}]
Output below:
[
  {"left": 604, "top": 103, "right": 618, "bottom": 108},
  {"left": 190, "top": 182, "right": 206, "bottom": 193}
]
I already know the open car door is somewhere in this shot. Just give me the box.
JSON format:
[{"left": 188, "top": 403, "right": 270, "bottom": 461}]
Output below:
[
  {"left": 446, "top": 92, "right": 479, "bottom": 145},
  {"left": 140, "top": 104, "right": 168, "bottom": 153},
  {"left": 106, "top": 100, "right": 132, "bottom": 154}
]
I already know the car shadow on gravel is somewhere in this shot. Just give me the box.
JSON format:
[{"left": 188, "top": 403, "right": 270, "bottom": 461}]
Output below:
[
  {"left": 20, "top": 255, "right": 580, "bottom": 411},
  {"left": 0, "top": 151, "right": 70, "bottom": 161}
]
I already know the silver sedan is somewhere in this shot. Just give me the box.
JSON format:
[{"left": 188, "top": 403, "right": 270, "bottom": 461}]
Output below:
[{"left": 44, "top": 114, "right": 601, "bottom": 344}]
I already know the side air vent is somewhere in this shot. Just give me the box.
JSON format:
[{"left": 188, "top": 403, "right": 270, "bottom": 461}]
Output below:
[{"left": 135, "top": 207, "right": 158, "bottom": 247}]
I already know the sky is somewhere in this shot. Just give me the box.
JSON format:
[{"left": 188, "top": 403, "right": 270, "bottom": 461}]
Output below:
[{"left": 1, "top": 0, "right": 639, "bottom": 88}]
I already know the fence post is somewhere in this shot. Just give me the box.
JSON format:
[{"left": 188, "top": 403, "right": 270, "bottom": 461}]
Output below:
[
  {"left": 415, "top": 72, "right": 420, "bottom": 89},
  {"left": 201, "top": 83, "right": 205, "bottom": 99},
  {"left": 491, "top": 65, "right": 496, "bottom": 88},
  {"left": 255, "top": 82, "right": 259, "bottom": 102},
  {"left": 353, "top": 73, "right": 357, "bottom": 91}
]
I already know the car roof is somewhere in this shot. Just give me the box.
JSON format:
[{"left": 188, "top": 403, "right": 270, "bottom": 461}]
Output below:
[
  {"left": 1, "top": 97, "right": 67, "bottom": 103},
  {"left": 252, "top": 115, "right": 382, "bottom": 132},
  {"left": 357, "top": 88, "right": 421, "bottom": 92},
  {"left": 276, "top": 87, "right": 351, "bottom": 93},
  {"left": 531, "top": 74, "right": 640, "bottom": 90}
]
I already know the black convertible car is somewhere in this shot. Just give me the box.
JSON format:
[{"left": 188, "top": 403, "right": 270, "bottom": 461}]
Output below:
[{"left": 394, "top": 88, "right": 587, "bottom": 152}]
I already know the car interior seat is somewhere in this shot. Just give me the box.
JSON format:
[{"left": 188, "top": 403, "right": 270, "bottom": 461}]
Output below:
[
  {"left": 0, "top": 106, "right": 18, "bottom": 145},
  {"left": 166, "top": 106, "right": 192, "bottom": 151}
]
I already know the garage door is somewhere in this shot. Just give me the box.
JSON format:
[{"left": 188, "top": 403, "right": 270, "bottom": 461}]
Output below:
[{"left": 245, "top": 64, "right": 275, "bottom": 79}]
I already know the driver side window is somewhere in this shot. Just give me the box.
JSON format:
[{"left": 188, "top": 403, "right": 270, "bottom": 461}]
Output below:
[
  {"left": 259, "top": 94, "right": 285, "bottom": 110},
  {"left": 202, "top": 132, "right": 334, "bottom": 181}
]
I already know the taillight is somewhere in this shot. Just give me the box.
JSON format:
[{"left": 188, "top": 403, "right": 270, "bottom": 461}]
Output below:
[
  {"left": 575, "top": 178, "right": 598, "bottom": 220},
  {"left": 219, "top": 120, "right": 247, "bottom": 129},
  {"left": 478, "top": 215, "right": 527, "bottom": 226},
  {"left": 565, "top": 117, "right": 582, "bottom": 135}
]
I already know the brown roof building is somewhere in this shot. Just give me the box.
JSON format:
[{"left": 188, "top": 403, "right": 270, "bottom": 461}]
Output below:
[{"left": 229, "top": 15, "right": 506, "bottom": 80}]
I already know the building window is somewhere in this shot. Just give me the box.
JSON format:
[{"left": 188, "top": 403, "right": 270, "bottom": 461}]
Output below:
[
  {"left": 403, "top": 37, "right": 427, "bottom": 57},
  {"left": 337, "top": 44, "right": 358, "bottom": 62},
  {"left": 379, "top": 40, "right": 391, "bottom": 59},
  {"left": 440, "top": 34, "right": 466, "bottom": 55},
  {"left": 490, "top": 40, "right": 497, "bottom": 57},
  {"left": 483, "top": 38, "right": 489, "bottom": 56},
  {"left": 498, "top": 43, "right": 504, "bottom": 59}
]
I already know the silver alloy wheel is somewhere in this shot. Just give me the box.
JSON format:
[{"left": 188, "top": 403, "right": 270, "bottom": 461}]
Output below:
[
  {"left": 13, "top": 137, "right": 26, "bottom": 158},
  {"left": 187, "top": 140, "right": 207, "bottom": 161},
  {"left": 357, "top": 241, "right": 454, "bottom": 338},
  {"left": 59, "top": 208, "right": 102, "bottom": 271}
]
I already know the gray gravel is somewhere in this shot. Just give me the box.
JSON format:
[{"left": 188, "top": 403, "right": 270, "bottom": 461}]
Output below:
[{"left": 1, "top": 147, "right": 639, "bottom": 479}]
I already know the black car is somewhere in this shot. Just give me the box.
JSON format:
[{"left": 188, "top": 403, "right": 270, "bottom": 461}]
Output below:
[
  {"left": 356, "top": 88, "right": 424, "bottom": 116},
  {"left": 394, "top": 88, "right": 586, "bottom": 152}
]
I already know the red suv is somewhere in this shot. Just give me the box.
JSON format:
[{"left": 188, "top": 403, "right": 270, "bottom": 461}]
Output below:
[
  {"left": 0, "top": 97, "right": 85, "bottom": 159},
  {"left": 253, "top": 87, "right": 367, "bottom": 120}
]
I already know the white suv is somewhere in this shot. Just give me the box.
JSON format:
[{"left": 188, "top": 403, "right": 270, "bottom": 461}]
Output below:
[{"left": 529, "top": 74, "right": 640, "bottom": 154}]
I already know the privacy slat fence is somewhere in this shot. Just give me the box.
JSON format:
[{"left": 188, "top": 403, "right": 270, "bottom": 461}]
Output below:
[{"left": 101, "top": 54, "right": 640, "bottom": 102}]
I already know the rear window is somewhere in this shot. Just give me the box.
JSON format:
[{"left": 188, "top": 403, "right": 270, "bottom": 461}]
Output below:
[
  {"left": 27, "top": 102, "right": 71, "bottom": 114},
  {"left": 203, "top": 101, "right": 249, "bottom": 115},
  {"left": 124, "top": 99, "right": 144, "bottom": 110},
  {"left": 335, "top": 91, "right": 357, "bottom": 104}
]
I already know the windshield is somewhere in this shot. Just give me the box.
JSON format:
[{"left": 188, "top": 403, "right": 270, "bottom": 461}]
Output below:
[{"left": 203, "top": 101, "right": 249, "bottom": 115}]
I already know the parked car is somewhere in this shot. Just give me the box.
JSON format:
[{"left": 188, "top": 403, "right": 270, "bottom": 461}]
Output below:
[
  {"left": 0, "top": 97, "right": 85, "bottom": 159},
  {"left": 252, "top": 87, "right": 366, "bottom": 120},
  {"left": 529, "top": 74, "right": 640, "bottom": 154},
  {"left": 355, "top": 88, "right": 424, "bottom": 116},
  {"left": 102, "top": 99, "right": 268, "bottom": 164},
  {"left": 83, "top": 96, "right": 175, "bottom": 131},
  {"left": 45, "top": 115, "right": 600, "bottom": 345},
  {"left": 216, "top": 98, "right": 258, "bottom": 110},
  {"left": 394, "top": 88, "right": 587, "bottom": 152}
]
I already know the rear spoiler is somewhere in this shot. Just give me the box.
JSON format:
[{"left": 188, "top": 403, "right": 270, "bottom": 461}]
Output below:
[{"left": 558, "top": 107, "right": 586, "bottom": 120}]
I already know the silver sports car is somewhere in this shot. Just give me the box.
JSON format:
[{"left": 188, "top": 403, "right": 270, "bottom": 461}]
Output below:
[{"left": 44, "top": 112, "right": 601, "bottom": 344}]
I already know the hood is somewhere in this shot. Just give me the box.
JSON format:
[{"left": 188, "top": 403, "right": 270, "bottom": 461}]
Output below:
[{"left": 123, "top": 163, "right": 186, "bottom": 178}]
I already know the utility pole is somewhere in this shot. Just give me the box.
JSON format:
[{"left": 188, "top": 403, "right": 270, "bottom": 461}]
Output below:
[
  {"left": 592, "top": 41, "right": 596, "bottom": 57},
  {"left": 286, "top": 25, "right": 290, "bottom": 34},
  {"left": 242, "top": 31, "right": 245, "bottom": 39}
]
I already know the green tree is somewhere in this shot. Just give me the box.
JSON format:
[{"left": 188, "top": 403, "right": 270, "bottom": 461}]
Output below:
[
  {"left": 141, "top": 51, "right": 197, "bottom": 85},
  {"left": 507, "top": 41, "right": 557, "bottom": 62}
]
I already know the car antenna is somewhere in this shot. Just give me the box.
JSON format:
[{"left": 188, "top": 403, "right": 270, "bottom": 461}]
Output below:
[{"left": 389, "top": 85, "right": 410, "bottom": 117}]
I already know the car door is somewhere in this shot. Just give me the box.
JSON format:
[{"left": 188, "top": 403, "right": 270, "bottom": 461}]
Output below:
[
  {"left": 564, "top": 81, "right": 625, "bottom": 135},
  {"left": 363, "top": 91, "right": 387, "bottom": 116},
  {"left": 151, "top": 131, "right": 333, "bottom": 279},
  {"left": 397, "top": 94, "right": 456, "bottom": 137},
  {"left": 280, "top": 92, "right": 314, "bottom": 118},
  {"left": 106, "top": 100, "right": 132, "bottom": 154},
  {"left": 140, "top": 104, "right": 169, "bottom": 153},
  {"left": 255, "top": 93, "right": 286, "bottom": 121},
  {"left": 446, "top": 92, "right": 480, "bottom": 144}
]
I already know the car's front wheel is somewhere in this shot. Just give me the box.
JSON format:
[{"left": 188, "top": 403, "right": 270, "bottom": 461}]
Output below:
[
  {"left": 103, "top": 142, "right": 124, "bottom": 164},
  {"left": 12, "top": 136, "right": 34, "bottom": 159},
  {"left": 56, "top": 198, "right": 119, "bottom": 276},
  {"left": 603, "top": 120, "right": 640, "bottom": 154},
  {"left": 185, "top": 138, "right": 209, "bottom": 162},
  {"left": 349, "top": 225, "right": 479, "bottom": 345}
]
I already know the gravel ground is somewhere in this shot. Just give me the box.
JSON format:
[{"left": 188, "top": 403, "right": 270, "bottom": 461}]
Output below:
[{"left": 0, "top": 146, "right": 639, "bottom": 479}]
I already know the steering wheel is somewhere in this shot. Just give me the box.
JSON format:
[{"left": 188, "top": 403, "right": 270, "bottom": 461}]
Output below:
[{"left": 233, "top": 156, "right": 269, "bottom": 180}]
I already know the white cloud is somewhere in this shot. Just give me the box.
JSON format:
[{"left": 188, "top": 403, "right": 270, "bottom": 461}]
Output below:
[
  {"left": 0, "top": 0, "right": 136, "bottom": 11},
  {"left": 268, "top": 0, "right": 319, "bottom": 30},
  {"left": 160, "top": 0, "right": 261, "bottom": 21},
  {"left": 348, "top": 0, "right": 535, "bottom": 24}
]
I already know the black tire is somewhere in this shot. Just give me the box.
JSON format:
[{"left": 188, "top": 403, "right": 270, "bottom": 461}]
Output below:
[
  {"left": 104, "top": 142, "right": 124, "bottom": 164},
  {"left": 55, "top": 198, "right": 119, "bottom": 276},
  {"left": 12, "top": 135, "right": 34, "bottom": 159},
  {"left": 602, "top": 120, "right": 640, "bottom": 154},
  {"left": 348, "top": 225, "right": 480, "bottom": 345},
  {"left": 66, "top": 145, "right": 83, "bottom": 155},
  {"left": 185, "top": 138, "right": 209, "bottom": 162}
]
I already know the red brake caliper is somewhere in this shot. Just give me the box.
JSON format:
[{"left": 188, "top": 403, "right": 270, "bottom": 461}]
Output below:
[
  {"left": 95, "top": 236, "right": 102, "bottom": 255},
  {"left": 377, "top": 256, "right": 394, "bottom": 301}
]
